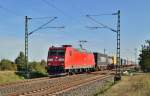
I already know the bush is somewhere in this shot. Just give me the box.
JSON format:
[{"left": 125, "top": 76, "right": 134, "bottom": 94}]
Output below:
[
  {"left": 29, "top": 61, "right": 47, "bottom": 74},
  {"left": 139, "top": 40, "right": 150, "bottom": 72},
  {"left": 15, "top": 52, "right": 26, "bottom": 71},
  {"left": 0, "top": 59, "right": 17, "bottom": 71}
]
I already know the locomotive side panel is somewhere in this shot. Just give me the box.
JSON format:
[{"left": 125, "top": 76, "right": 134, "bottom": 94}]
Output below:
[{"left": 65, "top": 48, "right": 95, "bottom": 70}]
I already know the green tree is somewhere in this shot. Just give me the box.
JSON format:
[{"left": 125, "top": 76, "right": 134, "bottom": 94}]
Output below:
[
  {"left": 29, "top": 61, "right": 46, "bottom": 73},
  {"left": 139, "top": 40, "right": 150, "bottom": 72},
  {"left": 40, "top": 59, "right": 47, "bottom": 67},
  {"left": 0, "top": 59, "right": 17, "bottom": 71},
  {"left": 15, "top": 52, "right": 26, "bottom": 71}
]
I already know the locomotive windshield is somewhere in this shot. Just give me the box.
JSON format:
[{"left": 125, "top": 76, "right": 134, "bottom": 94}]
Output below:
[{"left": 48, "top": 49, "right": 65, "bottom": 56}]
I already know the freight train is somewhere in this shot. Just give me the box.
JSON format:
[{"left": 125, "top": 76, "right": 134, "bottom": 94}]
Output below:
[{"left": 47, "top": 45, "right": 134, "bottom": 75}]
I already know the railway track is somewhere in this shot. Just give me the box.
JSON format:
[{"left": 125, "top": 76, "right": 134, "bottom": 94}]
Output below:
[
  {"left": 0, "top": 77, "right": 50, "bottom": 96},
  {"left": 0, "top": 71, "right": 114, "bottom": 96},
  {"left": 24, "top": 74, "right": 112, "bottom": 96}
]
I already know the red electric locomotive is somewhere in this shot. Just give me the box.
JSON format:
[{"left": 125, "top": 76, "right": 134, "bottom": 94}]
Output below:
[{"left": 47, "top": 45, "right": 95, "bottom": 75}]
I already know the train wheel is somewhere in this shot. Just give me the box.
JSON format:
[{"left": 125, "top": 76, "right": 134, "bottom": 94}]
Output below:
[
  {"left": 79, "top": 69, "right": 81, "bottom": 73},
  {"left": 68, "top": 69, "right": 73, "bottom": 75}
]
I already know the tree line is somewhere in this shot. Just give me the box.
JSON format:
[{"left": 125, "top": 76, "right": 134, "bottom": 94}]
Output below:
[
  {"left": 0, "top": 52, "right": 47, "bottom": 74},
  {"left": 139, "top": 40, "right": 150, "bottom": 72}
]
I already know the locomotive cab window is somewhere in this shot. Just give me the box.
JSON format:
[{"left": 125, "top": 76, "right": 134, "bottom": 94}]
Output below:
[
  {"left": 49, "top": 50, "right": 57, "bottom": 56},
  {"left": 48, "top": 49, "right": 65, "bottom": 56},
  {"left": 57, "top": 50, "right": 65, "bottom": 56}
]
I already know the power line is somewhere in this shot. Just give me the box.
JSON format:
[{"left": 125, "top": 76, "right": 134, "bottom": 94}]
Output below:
[
  {"left": 41, "top": 26, "right": 65, "bottom": 29},
  {"left": 41, "top": 0, "right": 85, "bottom": 27},
  {"left": 86, "top": 15, "right": 117, "bottom": 32},
  {"left": 28, "top": 17, "right": 57, "bottom": 35},
  {"left": 30, "top": 16, "right": 55, "bottom": 20},
  {"left": 87, "top": 14, "right": 115, "bottom": 17},
  {"left": 41, "top": 0, "right": 97, "bottom": 36},
  {"left": 41, "top": 0, "right": 69, "bottom": 17},
  {"left": 85, "top": 26, "right": 106, "bottom": 30},
  {"left": 0, "top": 4, "right": 23, "bottom": 17}
]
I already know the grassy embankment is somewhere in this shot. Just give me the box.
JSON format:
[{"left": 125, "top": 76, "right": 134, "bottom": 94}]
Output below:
[
  {"left": 95, "top": 73, "right": 150, "bottom": 96},
  {"left": 0, "top": 71, "right": 24, "bottom": 84}
]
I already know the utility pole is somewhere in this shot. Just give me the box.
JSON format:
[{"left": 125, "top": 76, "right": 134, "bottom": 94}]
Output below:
[
  {"left": 25, "top": 16, "right": 29, "bottom": 78},
  {"left": 116, "top": 10, "right": 121, "bottom": 79},
  {"left": 24, "top": 16, "right": 63, "bottom": 79},
  {"left": 86, "top": 10, "right": 121, "bottom": 81}
]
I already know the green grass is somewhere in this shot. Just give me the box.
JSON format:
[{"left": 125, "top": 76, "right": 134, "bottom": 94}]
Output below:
[
  {"left": 94, "top": 81, "right": 114, "bottom": 96},
  {"left": 96, "top": 73, "right": 150, "bottom": 96},
  {"left": 0, "top": 71, "right": 24, "bottom": 84}
]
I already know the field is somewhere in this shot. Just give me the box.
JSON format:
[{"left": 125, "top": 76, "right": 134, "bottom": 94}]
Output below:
[
  {"left": 97, "top": 73, "right": 150, "bottom": 96},
  {"left": 0, "top": 71, "right": 24, "bottom": 84}
]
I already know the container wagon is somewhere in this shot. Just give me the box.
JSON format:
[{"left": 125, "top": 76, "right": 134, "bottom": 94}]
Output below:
[{"left": 94, "top": 52, "right": 113, "bottom": 70}]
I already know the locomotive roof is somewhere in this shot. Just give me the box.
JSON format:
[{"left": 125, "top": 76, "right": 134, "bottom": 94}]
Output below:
[
  {"left": 76, "top": 48, "right": 92, "bottom": 53},
  {"left": 49, "top": 45, "right": 92, "bottom": 53}
]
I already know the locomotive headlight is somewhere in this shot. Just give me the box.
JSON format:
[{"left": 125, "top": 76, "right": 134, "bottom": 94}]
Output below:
[
  {"left": 58, "top": 58, "right": 64, "bottom": 61},
  {"left": 48, "top": 58, "right": 53, "bottom": 61}
]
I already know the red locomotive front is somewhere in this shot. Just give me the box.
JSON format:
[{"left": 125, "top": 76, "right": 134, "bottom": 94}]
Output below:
[
  {"left": 47, "top": 46, "right": 66, "bottom": 74},
  {"left": 47, "top": 45, "right": 95, "bottom": 75}
]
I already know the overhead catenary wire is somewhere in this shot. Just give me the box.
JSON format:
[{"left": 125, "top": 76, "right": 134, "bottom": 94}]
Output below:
[
  {"left": 28, "top": 17, "right": 57, "bottom": 35},
  {"left": 30, "top": 16, "right": 55, "bottom": 20},
  {"left": 86, "top": 13, "right": 117, "bottom": 17},
  {"left": 41, "top": 0, "right": 69, "bottom": 17},
  {"left": 85, "top": 26, "right": 106, "bottom": 30},
  {"left": 0, "top": 4, "right": 23, "bottom": 17},
  {"left": 41, "top": 0, "right": 86, "bottom": 27},
  {"left": 86, "top": 15, "right": 117, "bottom": 32},
  {"left": 41, "top": 26, "right": 65, "bottom": 29}
]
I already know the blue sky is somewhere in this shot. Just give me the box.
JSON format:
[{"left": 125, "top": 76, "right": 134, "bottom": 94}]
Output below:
[{"left": 0, "top": 0, "right": 149, "bottom": 61}]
